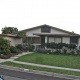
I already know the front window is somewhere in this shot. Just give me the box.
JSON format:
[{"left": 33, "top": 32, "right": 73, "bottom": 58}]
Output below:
[
  {"left": 70, "top": 37, "right": 78, "bottom": 44},
  {"left": 41, "top": 26, "right": 51, "bottom": 33}
]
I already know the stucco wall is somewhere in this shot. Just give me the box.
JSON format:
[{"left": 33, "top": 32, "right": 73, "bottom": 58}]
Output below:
[
  {"left": 51, "top": 28, "right": 68, "bottom": 34},
  {"left": 26, "top": 28, "right": 41, "bottom": 37},
  {"left": 49, "top": 37, "right": 55, "bottom": 43},
  {"left": 48, "top": 37, "right": 62, "bottom": 43},
  {"left": 4, "top": 37, "right": 22, "bottom": 46},
  {"left": 78, "top": 38, "right": 80, "bottom": 47},
  {"left": 62, "top": 37, "right": 70, "bottom": 44},
  {"left": 26, "top": 27, "right": 69, "bottom": 37}
]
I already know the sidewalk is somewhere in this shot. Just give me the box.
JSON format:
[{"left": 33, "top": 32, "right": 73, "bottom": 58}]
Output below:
[
  {"left": 0, "top": 52, "right": 32, "bottom": 63},
  {"left": 0, "top": 52, "right": 80, "bottom": 72},
  {"left": 11, "top": 60, "right": 80, "bottom": 72}
]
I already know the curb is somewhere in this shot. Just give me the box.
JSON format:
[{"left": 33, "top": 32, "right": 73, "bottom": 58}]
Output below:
[{"left": 0, "top": 64, "right": 80, "bottom": 80}]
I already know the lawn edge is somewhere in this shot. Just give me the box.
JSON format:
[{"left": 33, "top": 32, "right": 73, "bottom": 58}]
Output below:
[{"left": 0, "top": 64, "right": 80, "bottom": 80}]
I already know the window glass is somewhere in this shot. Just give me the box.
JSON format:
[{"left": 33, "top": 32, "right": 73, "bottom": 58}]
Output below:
[{"left": 41, "top": 26, "right": 51, "bottom": 33}]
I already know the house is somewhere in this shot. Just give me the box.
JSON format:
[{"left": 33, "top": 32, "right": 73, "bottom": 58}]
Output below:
[
  {"left": 0, "top": 34, "right": 22, "bottom": 46},
  {"left": 21, "top": 24, "right": 80, "bottom": 49},
  {"left": 1, "top": 24, "right": 80, "bottom": 49}
]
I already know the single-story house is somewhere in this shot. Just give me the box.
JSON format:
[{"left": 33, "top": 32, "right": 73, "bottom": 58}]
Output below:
[
  {"left": 1, "top": 24, "right": 80, "bottom": 49},
  {"left": 0, "top": 34, "right": 22, "bottom": 46},
  {"left": 21, "top": 24, "right": 80, "bottom": 49}
]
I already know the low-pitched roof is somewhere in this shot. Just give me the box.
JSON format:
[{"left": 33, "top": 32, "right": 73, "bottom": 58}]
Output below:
[
  {"left": 0, "top": 34, "right": 21, "bottom": 38},
  {"left": 33, "top": 33, "right": 80, "bottom": 37},
  {"left": 20, "top": 24, "right": 80, "bottom": 36}
]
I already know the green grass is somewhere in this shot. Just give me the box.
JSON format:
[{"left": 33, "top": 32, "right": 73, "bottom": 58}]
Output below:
[
  {"left": 15, "top": 53, "right": 80, "bottom": 69},
  {"left": 1, "top": 61, "right": 80, "bottom": 76}
]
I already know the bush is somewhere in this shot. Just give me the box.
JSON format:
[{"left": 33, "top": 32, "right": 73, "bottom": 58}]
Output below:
[
  {"left": 0, "top": 54, "right": 11, "bottom": 59},
  {"left": 68, "top": 44, "right": 76, "bottom": 49},
  {"left": 0, "top": 49, "right": 11, "bottom": 55},
  {"left": 54, "top": 49, "right": 61, "bottom": 55},
  {"left": 16, "top": 44, "right": 23, "bottom": 51},
  {"left": 76, "top": 50, "right": 80, "bottom": 55},
  {"left": 36, "top": 48, "right": 50, "bottom": 53},
  {"left": 0, "top": 37, "right": 10, "bottom": 50},
  {"left": 10, "top": 46, "right": 18, "bottom": 53},
  {"left": 70, "top": 50, "right": 75, "bottom": 55},
  {"left": 27, "top": 42, "right": 34, "bottom": 51}
]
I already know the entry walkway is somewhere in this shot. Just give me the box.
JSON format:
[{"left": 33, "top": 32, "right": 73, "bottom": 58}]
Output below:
[{"left": 0, "top": 52, "right": 32, "bottom": 63}]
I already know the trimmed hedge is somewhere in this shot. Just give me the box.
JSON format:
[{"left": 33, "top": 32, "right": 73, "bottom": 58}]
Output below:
[{"left": 45, "top": 43, "right": 76, "bottom": 49}]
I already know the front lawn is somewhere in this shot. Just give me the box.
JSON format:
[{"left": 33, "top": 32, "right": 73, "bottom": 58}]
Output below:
[
  {"left": 1, "top": 61, "right": 80, "bottom": 76},
  {"left": 15, "top": 53, "right": 80, "bottom": 69}
]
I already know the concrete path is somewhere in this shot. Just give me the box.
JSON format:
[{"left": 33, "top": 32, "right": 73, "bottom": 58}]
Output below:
[
  {"left": 0, "top": 52, "right": 32, "bottom": 63},
  {"left": 0, "top": 52, "right": 80, "bottom": 72},
  {"left": 11, "top": 60, "right": 80, "bottom": 72}
]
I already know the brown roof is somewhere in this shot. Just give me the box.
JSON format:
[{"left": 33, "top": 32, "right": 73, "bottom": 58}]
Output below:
[
  {"left": 20, "top": 24, "right": 80, "bottom": 36},
  {"left": 0, "top": 34, "right": 21, "bottom": 38}
]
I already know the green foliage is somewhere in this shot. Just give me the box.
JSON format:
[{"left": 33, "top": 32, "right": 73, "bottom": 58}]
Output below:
[
  {"left": 45, "top": 43, "right": 76, "bottom": 49},
  {"left": 27, "top": 42, "right": 34, "bottom": 51},
  {"left": 16, "top": 44, "right": 23, "bottom": 51},
  {"left": 0, "top": 49, "right": 11, "bottom": 55},
  {"left": 37, "top": 48, "right": 50, "bottom": 53},
  {"left": 1, "top": 26, "right": 18, "bottom": 34},
  {"left": 10, "top": 46, "right": 18, "bottom": 53},
  {"left": 17, "top": 31, "right": 26, "bottom": 38},
  {"left": 0, "top": 37, "right": 10, "bottom": 50},
  {"left": 68, "top": 44, "right": 76, "bottom": 49}
]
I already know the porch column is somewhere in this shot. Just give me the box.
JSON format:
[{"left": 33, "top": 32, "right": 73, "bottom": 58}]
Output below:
[
  {"left": 45, "top": 36, "right": 48, "bottom": 43},
  {"left": 45, "top": 36, "right": 48, "bottom": 49}
]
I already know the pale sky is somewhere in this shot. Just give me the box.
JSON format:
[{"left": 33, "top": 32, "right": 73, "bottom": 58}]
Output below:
[{"left": 0, "top": 0, "right": 80, "bottom": 34}]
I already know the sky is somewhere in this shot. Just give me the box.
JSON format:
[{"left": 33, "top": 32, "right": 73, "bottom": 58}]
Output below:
[{"left": 0, "top": 0, "right": 80, "bottom": 34}]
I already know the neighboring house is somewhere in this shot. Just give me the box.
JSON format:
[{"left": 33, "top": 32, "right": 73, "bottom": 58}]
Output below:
[
  {"left": 21, "top": 24, "right": 80, "bottom": 49},
  {"left": 0, "top": 34, "right": 22, "bottom": 46}
]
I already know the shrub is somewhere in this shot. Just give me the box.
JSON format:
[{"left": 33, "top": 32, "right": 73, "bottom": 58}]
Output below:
[
  {"left": 10, "top": 46, "right": 18, "bottom": 53},
  {"left": 46, "top": 43, "right": 68, "bottom": 49},
  {"left": 76, "top": 50, "right": 80, "bottom": 55},
  {"left": 16, "top": 44, "right": 23, "bottom": 51},
  {"left": 0, "top": 55, "right": 11, "bottom": 59},
  {"left": 36, "top": 48, "right": 50, "bottom": 53},
  {"left": 27, "top": 42, "right": 34, "bottom": 51},
  {"left": 0, "top": 37, "right": 10, "bottom": 50},
  {"left": 68, "top": 44, "right": 76, "bottom": 49},
  {"left": 0, "top": 49, "right": 11, "bottom": 55},
  {"left": 54, "top": 49, "right": 61, "bottom": 55},
  {"left": 70, "top": 50, "right": 75, "bottom": 55}
]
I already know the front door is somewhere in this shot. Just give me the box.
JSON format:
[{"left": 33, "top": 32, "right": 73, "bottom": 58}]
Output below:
[{"left": 41, "top": 36, "right": 45, "bottom": 48}]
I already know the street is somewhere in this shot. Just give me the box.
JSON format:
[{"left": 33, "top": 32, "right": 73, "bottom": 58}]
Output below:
[{"left": 0, "top": 67, "right": 71, "bottom": 80}]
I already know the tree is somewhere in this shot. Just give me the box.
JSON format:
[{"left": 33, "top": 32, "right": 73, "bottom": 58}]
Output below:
[
  {"left": 17, "top": 31, "right": 26, "bottom": 38},
  {"left": 1, "top": 26, "right": 18, "bottom": 34}
]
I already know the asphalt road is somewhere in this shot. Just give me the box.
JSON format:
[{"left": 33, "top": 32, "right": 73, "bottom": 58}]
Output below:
[{"left": 0, "top": 68, "right": 71, "bottom": 80}]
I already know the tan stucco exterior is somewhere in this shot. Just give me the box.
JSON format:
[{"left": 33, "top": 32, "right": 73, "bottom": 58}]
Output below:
[{"left": 4, "top": 37, "right": 22, "bottom": 46}]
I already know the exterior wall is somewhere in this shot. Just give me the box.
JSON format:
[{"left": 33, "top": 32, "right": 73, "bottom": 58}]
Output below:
[
  {"left": 26, "top": 28, "right": 41, "bottom": 37},
  {"left": 78, "top": 38, "right": 80, "bottom": 47},
  {"left": 49, "top": 37, "right": 55, "bottom": 43},
  {"left": 26, "top": 27, "right": 69, "bottom": 37},
  {"left": 48, "top": 37, "right": 62, "bottom": 43},
  {"left": 51, "top": 28, "right": 68, "bottom": 34},
  {"left": 4, "top": 37, "right": 22, "bottom": 46},
  {"left": 24, "top": 27, "right": 77, "bottom": 46},
  {"left": 62, "top": 37, "right": 70, "bottom": 44}
]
